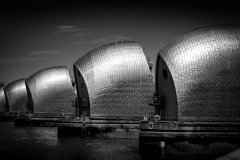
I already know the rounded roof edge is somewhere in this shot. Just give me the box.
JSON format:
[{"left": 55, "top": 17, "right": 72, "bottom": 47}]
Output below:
[
  {"left": 181, "top": 24, "right": 238, "bottom": 36},
  {"left": 74, "top": 40, "right": 140, "bottom": 65},
  {"left": 26, "top": 65, "right": 68, "bottom": 81},
  {"left": 100, "top": 40, "right": 139, "bottom": 47},
  {"left": 3, "top": 78, "right": 26, "bottom": 91},
  {"left": 159, "top": 24, "right": 240, "bottom": 53},
  {"left": 89, "top": 40, "right": 139, "bottom": 54},
  {"left": 7, "top": 78, "right": 26, "bottom": 85}
]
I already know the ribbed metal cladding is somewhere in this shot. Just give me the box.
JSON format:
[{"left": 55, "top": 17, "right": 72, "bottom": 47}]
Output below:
[
  {"left": 158, "top": 24, "right": 240, "bottom": 121},
  {"left": 25, "top": 66, "right": 76, "bottom": 114},
  {"left": 74, "top": 40, "right": 154, "bottom": 118},
  {"left": 4, "top": 79, "right": 28, "bottom": 113},
  {"left": 0, "top": 86, "right": 6, "bottom": 112}
]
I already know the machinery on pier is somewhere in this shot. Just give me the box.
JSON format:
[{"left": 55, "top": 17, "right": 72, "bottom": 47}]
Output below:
[{"left": 139, "top": 93, "right": 240, "bottom": 156}]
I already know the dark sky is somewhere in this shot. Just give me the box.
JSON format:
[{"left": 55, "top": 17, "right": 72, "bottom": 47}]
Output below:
[{"left": 1, "top": 0, "right": 240, "bottom": 83}]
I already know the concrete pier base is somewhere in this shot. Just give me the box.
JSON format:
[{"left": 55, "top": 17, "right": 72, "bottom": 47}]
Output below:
[
  {"left": 14, "top": 117, "right": 59, "bottom": 127},
  {"left": 58, "top": 116, "right": 140, "bottom": 138},
  {"left": 0, "top": 114, "right": 9, "bottom": 121},
  {"left": 139, "top": 121, "right": 240, "bottom": 156},
  {"left": 0, "top": 114, "right": 26, "bottom": 121},
  {"left": 58, "top": 123, "right": 83, "bottom": 138}
]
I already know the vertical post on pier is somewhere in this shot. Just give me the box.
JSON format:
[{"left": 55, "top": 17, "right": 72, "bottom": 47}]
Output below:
[
  {"left": 238, "top": 124, "right": 240, "bottom": 145},
  {"left": 159, "top": 141, "right": 165, "bottom": 159}
]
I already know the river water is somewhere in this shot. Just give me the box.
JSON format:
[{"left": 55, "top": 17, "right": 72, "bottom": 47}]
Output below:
[{"left": 0, "top": 122, "right": 231, "bottom": 160}]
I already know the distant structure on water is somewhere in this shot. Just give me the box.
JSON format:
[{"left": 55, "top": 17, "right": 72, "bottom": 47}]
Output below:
[
  {"left": 0, "top": 86, "right": 6, "bottom": 113},
  {"left": 25, "top": 66, "right": 76, "bottom": 116},
  {"left": 1, "top": 25, "right": 240, "bottom": 124},
  {"left": 3, "top": 78, "right": 28, "bottom": 114}
]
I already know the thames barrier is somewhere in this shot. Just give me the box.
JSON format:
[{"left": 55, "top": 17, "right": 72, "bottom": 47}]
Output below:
[{"left": 0, "top": 24, "right": 240, "bottom": 159}]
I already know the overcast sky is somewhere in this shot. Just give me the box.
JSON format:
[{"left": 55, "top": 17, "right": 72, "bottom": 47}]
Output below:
[{"left": 1, "top": 0, "right": 240, "bottom": 83}]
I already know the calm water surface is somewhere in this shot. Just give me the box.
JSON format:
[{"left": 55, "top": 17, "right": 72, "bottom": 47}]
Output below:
[{"left": 0, "top": 122, "right": 225, "bottom": 160}]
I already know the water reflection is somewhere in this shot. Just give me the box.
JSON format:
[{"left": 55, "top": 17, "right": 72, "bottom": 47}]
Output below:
[
  {"left": 31, "top": 128, "right": 58, "bottom": 147},
  {"left": 10, "top": 125, "right": 59, "bottom": 147},
  {"left": 0, "top": 122, "right": 234, "bottom": 160}
]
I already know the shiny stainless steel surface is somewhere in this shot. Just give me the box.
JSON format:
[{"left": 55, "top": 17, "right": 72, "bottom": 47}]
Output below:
[
  {"left": 0, "top": 86, "right": 6, "bottom": 112},
  {"left": 4, "top": 79, "right": 28, "bottom": 113},
  {"left": 25, "top": 66, "right": 76, "bottom": 114},
  {"left": 74, "top": 40, "right": 154, "bottom": 117},
  {"left": 157, "top": 24, "right": 240, "bottom": 121}
]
